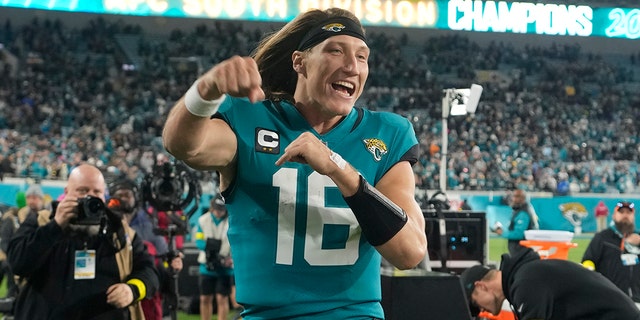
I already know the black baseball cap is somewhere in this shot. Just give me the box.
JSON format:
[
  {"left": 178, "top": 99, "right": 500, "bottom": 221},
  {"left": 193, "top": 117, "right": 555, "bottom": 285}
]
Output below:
[
  {"left": 459, "top": 265, "right": 493, "bottom": 316},
  {"left": 109, "top": 178, "right": 138, "bottom": 194},
  {"left": 616, "top": 201, "right": 635, "bottom": 211}
]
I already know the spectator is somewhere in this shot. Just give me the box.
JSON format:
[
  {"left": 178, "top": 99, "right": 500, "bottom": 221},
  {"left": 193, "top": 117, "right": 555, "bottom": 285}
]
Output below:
[
  {"left": 1, "top": 184, "right": 52, "bottom": 300},
  {"left": 460, "top": 199, "right": 472, "bottom": 210},
  {"left": 582, "top": 201, "right": 640, "bottom": 302},
  {"left": 16, "top": 184, "right": 49, "bottom": 224},
  {"left": 196, "top": 195, "right": 235, "bottom": 320},
  {"left": 7, "top": 164, "right": 159, "bottom": 320},
  {"left": 594, "top": 200, "right": 610, "bottom": 232},
  {"left": 14, "top": 191, "right": 25, "bottom": 210},
  {"left": 162, "top": 7, "right": 427, "bottom": 318},
  {"left": 1, "top": 11, "right": 640, "bottom": 195},
  {"left": 494, "top": 189, "right": 539, "bottom": 255},
  {"left": 0, "top": 206, "right": 18, "bottom": 298},
  {"left": 152, "top": 209, "right": 186, "bottom": 252},
  {"left": 461, "top": 248, "right": 640, "bottom": 319},
  {"left": 0, "top": 154, "right": 13, "bottom": 180}
]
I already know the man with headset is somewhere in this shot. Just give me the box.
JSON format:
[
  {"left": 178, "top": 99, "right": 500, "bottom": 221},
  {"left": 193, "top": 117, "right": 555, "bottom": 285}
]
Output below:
[{"left": 110, "top": 178, "right": 183, "bottom": 320}]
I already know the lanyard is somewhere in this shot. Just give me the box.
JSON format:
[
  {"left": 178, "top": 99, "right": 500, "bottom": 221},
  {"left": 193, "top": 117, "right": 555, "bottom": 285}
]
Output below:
[{"left": 610, "top": 224, "right": 627, "bottom": 252}]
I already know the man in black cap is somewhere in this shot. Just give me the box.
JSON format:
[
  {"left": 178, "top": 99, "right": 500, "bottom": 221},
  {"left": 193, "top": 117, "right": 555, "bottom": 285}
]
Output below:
[
  {"left": 460, "top": 248, "right": 640, "bottom": 319},
  {"left": 109, "top": 178, "right": 183, "bottom": 320},
  {"left": 582, "top": 200, "right": 640, "bottom": 302}
]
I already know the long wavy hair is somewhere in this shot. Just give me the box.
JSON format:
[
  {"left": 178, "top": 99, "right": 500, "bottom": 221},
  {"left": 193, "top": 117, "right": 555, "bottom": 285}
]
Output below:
[{"left": 252, "top": 8, "right": 365, "bottom": 102}]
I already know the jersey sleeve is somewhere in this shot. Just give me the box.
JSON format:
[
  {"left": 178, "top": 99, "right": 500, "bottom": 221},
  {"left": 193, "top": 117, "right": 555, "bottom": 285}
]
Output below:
[{"left": 375, "top": 113, "right": 420, "bottom": 182}]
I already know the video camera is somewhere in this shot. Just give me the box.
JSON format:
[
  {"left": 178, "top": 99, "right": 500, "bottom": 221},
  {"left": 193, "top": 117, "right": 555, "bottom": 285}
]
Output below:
[
  {"left": 142, "top": 162, "right": 201, "bottom": 216},
  {"left": 139, "top": 160, "right": 202, "bottom": 319},
  {"left": 204, "top": 238, "right": 225, "bottom": 271},
  {"left": 141, "top": 161, "right": 201, "bottom": 227}
]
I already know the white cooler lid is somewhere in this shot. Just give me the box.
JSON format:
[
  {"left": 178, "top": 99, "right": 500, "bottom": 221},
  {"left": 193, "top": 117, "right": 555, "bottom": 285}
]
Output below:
[{"left": 524, "top": 230, "right": 574, "bottom": 242}]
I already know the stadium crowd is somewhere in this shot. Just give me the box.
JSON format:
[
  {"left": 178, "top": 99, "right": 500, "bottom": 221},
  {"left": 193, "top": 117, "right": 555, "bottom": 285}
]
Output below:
[{"left": 0, "top": 15, "right": 639, "bottom": 194}]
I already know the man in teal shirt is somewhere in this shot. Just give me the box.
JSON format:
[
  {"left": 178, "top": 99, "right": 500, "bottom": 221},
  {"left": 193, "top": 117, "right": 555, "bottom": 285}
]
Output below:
[{"left": 495, "top": 189, "right": 539, "bottom": 255}]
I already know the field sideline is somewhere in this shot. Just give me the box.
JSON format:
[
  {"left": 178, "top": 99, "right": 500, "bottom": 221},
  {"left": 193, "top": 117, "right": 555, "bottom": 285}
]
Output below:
[
  {"left": 0, "top": 235, "right": 593, "bottom": 320},
  {"left": 488, "top": 234, "right": 592, "bottom": 265}
]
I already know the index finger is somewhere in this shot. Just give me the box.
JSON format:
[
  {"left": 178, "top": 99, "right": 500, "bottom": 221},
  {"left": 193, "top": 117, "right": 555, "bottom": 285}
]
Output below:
[
  {"left": 248, "top": 87, "right": 266, "bottom": 103},
  {"left": 275, "top": 153, "right": 289, "bottom": 166}
]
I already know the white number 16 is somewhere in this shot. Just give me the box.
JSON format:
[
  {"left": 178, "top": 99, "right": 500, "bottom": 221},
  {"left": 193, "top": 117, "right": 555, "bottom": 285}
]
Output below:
[{"left": 273, "top": 168, "right": 361, "bottom": 266}]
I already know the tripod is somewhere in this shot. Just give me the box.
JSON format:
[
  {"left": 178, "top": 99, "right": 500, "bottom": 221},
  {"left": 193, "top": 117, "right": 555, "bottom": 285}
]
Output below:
[
  {"left": 163, "top": 224, "right": 181, "bottom": 320},
  {"left": 427, "top": 191, "right": 451, "bottom": 273}
]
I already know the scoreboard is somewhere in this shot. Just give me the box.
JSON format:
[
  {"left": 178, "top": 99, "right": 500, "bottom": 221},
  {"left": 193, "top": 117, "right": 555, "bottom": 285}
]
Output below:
[{"left": 1, "top": 0, "right": 638, "bottom": 39}]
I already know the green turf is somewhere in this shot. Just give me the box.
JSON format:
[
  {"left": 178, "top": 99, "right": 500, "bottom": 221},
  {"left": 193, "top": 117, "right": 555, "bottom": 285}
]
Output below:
[
  {"left": 178, "top": 311, "right": 201, "bottom": 319},
  {"left": 489, "top": 235, "right": 592, "bottom": 265}
]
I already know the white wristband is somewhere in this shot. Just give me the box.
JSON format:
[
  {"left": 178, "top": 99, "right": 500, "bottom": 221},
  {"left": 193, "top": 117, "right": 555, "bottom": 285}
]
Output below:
[{"left": 184, "top": 79, "right": 226, "bottom": 117}]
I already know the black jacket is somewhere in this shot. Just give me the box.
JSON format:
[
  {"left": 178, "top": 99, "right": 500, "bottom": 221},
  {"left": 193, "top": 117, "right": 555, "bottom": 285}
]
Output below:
[
  {"left": 582, "top": 227, "right": 640, "bottom": 301},
  {"left": 7, "top": 211, "right": 159, "bottom": 320},
  {"left": 501, "top": 248, "right": 640, "bottom": 320}
]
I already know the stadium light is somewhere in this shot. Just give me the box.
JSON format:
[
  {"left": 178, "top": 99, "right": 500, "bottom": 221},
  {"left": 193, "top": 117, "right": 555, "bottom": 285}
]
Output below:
[{"left": 439, "top": 84, "right": 483, "bottom": 192}]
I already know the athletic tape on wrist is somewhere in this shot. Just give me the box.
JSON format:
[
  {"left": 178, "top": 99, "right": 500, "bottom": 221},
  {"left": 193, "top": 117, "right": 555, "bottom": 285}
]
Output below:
[
  {"left": 343, "top": 175, "right": 408, "bottom": 246},
  {"left": 184, "top": 79, "right": 226, "bottom": 117},
  {"left": 330, "top": 151, "right": 347, "bottom": 170}
]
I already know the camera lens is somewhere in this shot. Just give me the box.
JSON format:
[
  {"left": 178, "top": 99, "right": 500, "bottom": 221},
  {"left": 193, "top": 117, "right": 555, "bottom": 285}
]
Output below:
[
  {"left": 86, "top": 197, "right": 105, "bottom": 213},
  {"left": 157, "top": 180, "right": 175, "bottom": 196},
  {"left": 74, "top": 196, "right": 107, "bottom": 225}
]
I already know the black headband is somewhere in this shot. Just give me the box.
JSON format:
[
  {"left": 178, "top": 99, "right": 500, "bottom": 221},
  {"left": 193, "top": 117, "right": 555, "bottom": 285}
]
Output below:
[{"left": 297, "top": 17, "right": 367, "bottom": 51}]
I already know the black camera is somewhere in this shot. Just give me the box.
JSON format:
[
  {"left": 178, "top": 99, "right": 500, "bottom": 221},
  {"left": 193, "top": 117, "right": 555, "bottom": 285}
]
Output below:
[
  {"left": 204, "top": 238, "right": 225, "bottom": 271},
  {"left": 141, "top": 161, "right": 200, "bottom": 217},
  {"left": 74, "top": 196, "right": 106, "bottom": 225}
]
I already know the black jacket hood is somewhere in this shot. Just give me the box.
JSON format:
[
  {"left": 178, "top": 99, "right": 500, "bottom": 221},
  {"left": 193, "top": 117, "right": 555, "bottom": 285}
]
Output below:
[{"left": 500, "top": 248, "right": 540, "bottom": 302}]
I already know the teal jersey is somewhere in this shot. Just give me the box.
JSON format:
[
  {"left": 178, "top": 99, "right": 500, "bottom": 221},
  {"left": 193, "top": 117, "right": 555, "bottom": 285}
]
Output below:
[{"left": 217, "top": 97, "right": 419, "bottom": 319}]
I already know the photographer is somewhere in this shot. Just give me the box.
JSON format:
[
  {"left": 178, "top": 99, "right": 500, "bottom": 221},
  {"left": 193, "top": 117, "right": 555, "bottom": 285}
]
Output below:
[
  {"left": 196, "top": 195, "right": 234, "bottom": 320},
  {"left": 109, "top": 178, "right": 184, "bottom": 320},
  {"left": 7, "top": 164, "right": 159, "bottom": 320}
]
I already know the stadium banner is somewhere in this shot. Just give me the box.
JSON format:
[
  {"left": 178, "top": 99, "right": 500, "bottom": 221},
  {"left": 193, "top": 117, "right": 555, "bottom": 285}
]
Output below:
[
  {"left": 1, "top": 179, "right": 639, "bottom": 233},
  {"left": 472, "top": 195, "right": 640, "bottom": 234},
  {"left": 1, "top": 0, "right": 638, "bottom": 39}
]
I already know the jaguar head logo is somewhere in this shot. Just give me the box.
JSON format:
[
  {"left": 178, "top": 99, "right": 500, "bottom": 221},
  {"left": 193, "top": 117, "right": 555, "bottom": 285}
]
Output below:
[
  {"left": 322, "top": 23, "right": 346, "bottom": 33},
  {"left": 363, "top": 138, "right": 388, "bottom": 162},
  {"left": 559, "top": 202, "right": 588, "bottom": 234}
]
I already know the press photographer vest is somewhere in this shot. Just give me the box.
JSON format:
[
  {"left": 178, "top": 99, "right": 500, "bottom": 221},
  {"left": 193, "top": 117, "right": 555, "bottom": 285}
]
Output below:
[{"left": 115, "top": 220, "right": 146, "bottom": 320}]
